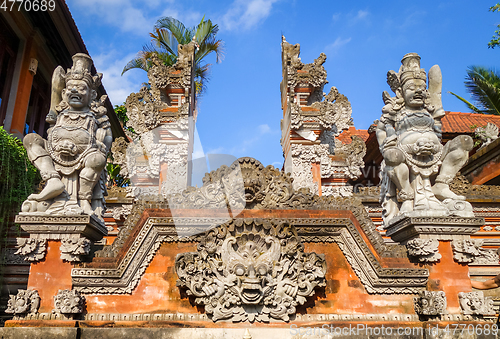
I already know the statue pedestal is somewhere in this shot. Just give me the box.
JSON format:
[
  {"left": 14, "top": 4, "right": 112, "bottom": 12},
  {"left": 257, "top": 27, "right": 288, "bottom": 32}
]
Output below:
[
  {"left": 386, "top": 216, "right": 483, "bottom": 243},
  {"left": 14, "top": 214, "right": 108, "bottom": 263}
]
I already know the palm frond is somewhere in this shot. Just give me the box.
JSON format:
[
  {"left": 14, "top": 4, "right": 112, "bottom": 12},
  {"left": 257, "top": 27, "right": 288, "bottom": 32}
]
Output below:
[
  {"left": 465, "top": 66, "right": 500, "bottom": 115},
  {"left": 448, "top": 91, "right": 482, "bottom": 113},
  {"left": 122, "top": 55, "right": 149, "bottom": 75}
]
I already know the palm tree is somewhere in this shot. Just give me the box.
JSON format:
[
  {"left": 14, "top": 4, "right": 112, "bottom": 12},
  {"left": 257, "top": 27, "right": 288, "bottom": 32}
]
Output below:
[
  {"left": 449, "top": 66, "right": 500, "bottom": 115},
  {"left": 122, "top": 16, "right": 223, "bottom": 94}
]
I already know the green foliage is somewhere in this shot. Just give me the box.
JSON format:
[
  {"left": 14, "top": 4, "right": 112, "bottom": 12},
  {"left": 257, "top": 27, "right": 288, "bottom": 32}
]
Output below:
[
  {"left": 122, "top": 16, "right": 224, "bottom": 95},
  {"left": 106, "top": 162, "right": 129, "bottom": 187},
  {"left": 489, "top": 4, "right": 500, "bottom": 48},
  {"left": 0, "top": 127, "right": 40, "bottom": 275},
  {"left": 449, "top": 66, "right": 500, "bottom": 115}
]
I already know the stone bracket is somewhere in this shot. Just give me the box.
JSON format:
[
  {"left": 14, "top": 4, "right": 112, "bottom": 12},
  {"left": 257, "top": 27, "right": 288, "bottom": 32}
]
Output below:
[{"left": 14, "top": 214, "right": 107, "bottom": 262}]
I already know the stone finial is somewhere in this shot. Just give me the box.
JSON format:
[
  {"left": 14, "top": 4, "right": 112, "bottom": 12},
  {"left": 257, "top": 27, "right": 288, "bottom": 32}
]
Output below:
[
  {"left": 413, "top": 291, "right": 447, "bottom": 316},
  {"left": 5, "top": 289, "right": 40, "bottom": 315},
  {"left": 458, "top": 291, "right": 495, "bottom": 316}
]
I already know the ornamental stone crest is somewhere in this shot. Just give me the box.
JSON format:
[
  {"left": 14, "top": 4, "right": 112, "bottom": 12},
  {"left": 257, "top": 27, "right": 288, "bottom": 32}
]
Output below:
[
  {"left": 406, "top": 238, "right": 441, "bottom": 263},
  {"left": 175, "top": 218, "right": 327, "bottom": 322},
  {"left": 458, "top": 291, "right": 495, "bottom": 316},
  {"left": 5, "top": 289, "right": 40, "bottom": 315},
  {"left": 413, "top": 291, "right": 447, "bottom": 316},
  {"left": 377, "top": 53, "right": 474, "bottom": 227},
  {"left": 60, "top": 237, "right": 91, "bottom": 262},
  {"left": 15, "top": 238, "right": 46, "bottom": 262},
  {"left": 53, "top": 289, "right": 85, "bottom": 314}
]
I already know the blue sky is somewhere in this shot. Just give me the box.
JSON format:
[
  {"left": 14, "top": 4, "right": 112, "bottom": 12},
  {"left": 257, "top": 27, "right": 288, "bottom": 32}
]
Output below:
[{"left": 67, "top": 0, "right": 499, "bottom": 170}]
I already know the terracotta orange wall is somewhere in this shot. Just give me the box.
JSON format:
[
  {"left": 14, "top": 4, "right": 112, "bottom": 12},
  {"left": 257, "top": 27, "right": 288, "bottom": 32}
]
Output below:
[{"left": 27, "top": 241, "right": 73, "bottom": 313}]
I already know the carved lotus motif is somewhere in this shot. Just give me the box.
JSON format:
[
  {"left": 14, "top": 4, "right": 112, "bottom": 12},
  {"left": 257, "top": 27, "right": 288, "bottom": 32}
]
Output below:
[{"left": 175, "top": 218, "right": 326, "bottom": 322}]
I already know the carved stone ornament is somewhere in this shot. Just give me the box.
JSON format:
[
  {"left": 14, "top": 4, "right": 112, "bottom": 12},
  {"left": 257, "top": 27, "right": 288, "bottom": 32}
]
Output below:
[
  {"left": 20, "top": 53, "right": 112, "bottom": 220},
  {"left": 475, "top": 122, "right": 499, "bottom": 149},
  {"left": 60, "top": 237, "right": 91, "bottom": 262},
  {"left": 452, "top": 238, "right": 488, "bottom": 264},
  {"left": 413, "top": 291, "right": 447, "bottom": 316},
  {"left": 53, "top": 289, "right": 85, "bottom": 314},
  {"left": 5, "top": 289, "right": 40, "bottom": 315},
  {"left": 458, "top": 291, "right": 495, "bottom": 316},
  {"left": 175, "top": 218, "right": 327, "bottom": 322},
  {"left": 14, "top": 238, "right": 47, "bottom": 262},
  {"left": 75, "top": 158, "right": 428, "bottom": 295},
  {"left": 377, "top": 53, "right": 474, "bottom": 227},
  {"left": 406, "top": 238, "right": 441, "bottom": 263}
]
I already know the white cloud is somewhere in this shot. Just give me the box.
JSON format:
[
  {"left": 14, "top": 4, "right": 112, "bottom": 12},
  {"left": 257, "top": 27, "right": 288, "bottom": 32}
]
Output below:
[
  {"left": 91, "top": 50, "right": 146, "bottom": 106},
  {"left": 325, "top": 37, "right": 352, "bottom": 54},
  {"left": 332, "top": 13, "right": 341, "bottom": 21},
  {"left": 221, "top": 0, "right": 279, "bottom": 31},
  {"left": 258, "top": 124, "right": 271, "bottom": 134},
  {"left": 355, "top": 10, "right": 369, "bottom": 20}
]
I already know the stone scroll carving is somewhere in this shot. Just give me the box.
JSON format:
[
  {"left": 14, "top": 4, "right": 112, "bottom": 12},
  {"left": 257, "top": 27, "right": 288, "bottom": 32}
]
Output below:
[
  {"left": 53, "top": 289, "right": 85, "bottom": 314},
  {"left": 413, "top": 291, "right": 447, "bottom": 316},
  {"left": 458, "top": 291, "right": 495, "bottom": 316},
  {"left": 5, "top": 289, "right": 40, "bottom": 315},
  {"left": 377, "top": 53, "right": 474, "bottom": 227},
  {"left": 175, "top": 218, "right": 327, "bottom": 322},
  {"left": 20, "top": 53, "right": 112, "bottom": 219}
]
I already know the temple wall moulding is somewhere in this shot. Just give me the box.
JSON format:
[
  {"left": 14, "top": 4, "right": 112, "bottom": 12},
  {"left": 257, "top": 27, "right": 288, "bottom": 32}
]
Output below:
[{"left": 72, "top": 158, "right": 427, "bottom": 298}]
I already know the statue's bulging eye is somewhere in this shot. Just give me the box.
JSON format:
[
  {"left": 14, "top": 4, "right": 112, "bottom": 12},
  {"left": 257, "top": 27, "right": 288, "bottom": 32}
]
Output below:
[{"left": 235, "top": 265, "right": 245, "bottom": 276}]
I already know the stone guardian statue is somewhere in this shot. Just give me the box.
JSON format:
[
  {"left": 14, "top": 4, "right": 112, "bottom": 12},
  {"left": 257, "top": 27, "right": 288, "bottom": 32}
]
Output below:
[
  {"left": 21, "top": 53, "right": 112, "bottom": 217},
  {"left": 376, "top": 53, "right": 474, "bottom": 226}
]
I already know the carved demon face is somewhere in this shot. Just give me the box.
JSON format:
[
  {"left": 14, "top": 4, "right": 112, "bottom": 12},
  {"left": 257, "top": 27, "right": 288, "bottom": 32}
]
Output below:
[
  {"left": 402, "top": 79, "right": 428, "bottom": 109},
  {"left": 222, "top": 234, "right": 280, "bottom": 304},
  {"left": 62, "top": 79, "right": 96, "bottom": 111}
]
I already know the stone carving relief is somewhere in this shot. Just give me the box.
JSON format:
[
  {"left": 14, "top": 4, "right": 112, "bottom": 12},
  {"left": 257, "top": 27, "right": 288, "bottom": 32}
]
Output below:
[
  {"left": 53, "top": 289, "right": 85, "bottom": 314},
  {"left": 125, "top": 86, "right": 160, "bottom": 134},
  {"left": 76, "top": 158, "right": 427, "bottom": 295},
  {"left": 20, "top": 53, "right": 112, "bottom": 219},
  {"left": 458, "top": 291, "right": 495, "bottom": 316},
  {"left": 452, "top": 239, "right": 497, "bottom": 264},
  {"left": 406, "top": 238, "right": 441, "bottom": 263},
  {"left": 377, "top": 53, "right": 474, "bottom": 227},
  {"left": 175, "top": 218, "right": 326, "bottom": 322},
  {"left": 60, "top": 237, "right": 91, "bottom": 262},
  {"left": 5, "top": 289, "right": 40, "bottom": 315},
  {"left": 475, "top": 122, "right": 499, "bottom": 149},
  {"left": 15, "top": 238, "right": 47, "bottom": 262},
  {"left": 413, "top": 291, "right": 447, "bottom": 316}
]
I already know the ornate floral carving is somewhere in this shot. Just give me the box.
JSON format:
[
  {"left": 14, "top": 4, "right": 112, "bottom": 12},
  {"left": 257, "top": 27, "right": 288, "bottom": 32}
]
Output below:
[
  {"left": 6, "top": 289, "right": 40, "bottom": 315},
  {"left": 15, "top": 238, "right": 47, "bottom": 262},
  {"left": 406, "top": 238, "right": 441, "bottom": 262},
  {"left": 452, "top": 239, "right": 496, "bottom": 264},
  {"left": 333, "top": 136, "right": 367, "bottom": 180},
  {"left": 413, "top": 291, "right": 447, "bottom": 315},
  {"left": 175, "top": 218, "right": 326, "bottom": 322},
  {"left": 458, "top": 291, "right": 495, "bottom": 316},
  {"left": 53, "top": 289, "right": 85, "bottom": 314},
  {"left": 60, "top": 237, "right": 91, "bottom": 262}
]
